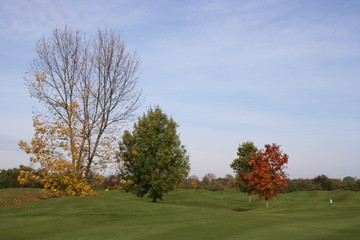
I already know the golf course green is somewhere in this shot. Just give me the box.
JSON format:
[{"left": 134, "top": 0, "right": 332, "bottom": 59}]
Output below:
[{"left": 1, "top": 189, "right": 359, "bottom": 239}]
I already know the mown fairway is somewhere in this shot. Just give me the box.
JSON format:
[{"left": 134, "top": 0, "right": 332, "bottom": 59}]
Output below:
[{"left": 1, "top": 189, "right": 359, "bottom": 240}]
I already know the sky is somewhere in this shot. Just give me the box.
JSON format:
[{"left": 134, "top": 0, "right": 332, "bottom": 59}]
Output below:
[{"left": 0, "top": 0, "right": 359, "bottom": 179}]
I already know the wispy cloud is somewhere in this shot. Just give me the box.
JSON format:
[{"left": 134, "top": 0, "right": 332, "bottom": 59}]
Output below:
[{"left": 0, "top": 0, "right": 150, "bottom": 41}]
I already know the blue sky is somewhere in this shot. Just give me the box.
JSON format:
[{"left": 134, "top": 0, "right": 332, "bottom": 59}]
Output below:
[{"left": 0, "top": 0, "right": 359, "bottom": 179}]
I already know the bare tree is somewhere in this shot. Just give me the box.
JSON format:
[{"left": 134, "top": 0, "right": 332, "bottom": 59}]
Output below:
[
  {"left": 201, "top": 173, "right": 216, "bottom": 189},
  {"left": 25, "top": 26, "right": 141, "bottom": 178}
]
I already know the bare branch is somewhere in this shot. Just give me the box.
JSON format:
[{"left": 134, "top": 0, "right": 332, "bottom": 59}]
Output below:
[{"left": 25, "top": 26, "right": 142, "bottom": 178}]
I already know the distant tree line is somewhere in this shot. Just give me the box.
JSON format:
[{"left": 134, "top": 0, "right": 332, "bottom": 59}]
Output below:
[
  {"left": 284, "top": 175, "right": 360, "bottom": 192},
  {"left": 0, "top": 166, "right": 128, "bottom": 190},
  {"left": 1, "top": 166, "right": 359, "bottom": 193},
  {"left": 181, "top": 173, "right": 236, "bottom": 191},
  {"left": 181, "top": 173, "right": 360, "bottom": 192},
  {"left": 0, "top": 166, "right": 41, "bottom": 188}
]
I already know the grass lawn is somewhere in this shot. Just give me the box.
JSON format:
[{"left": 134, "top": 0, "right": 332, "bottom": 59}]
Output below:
[{"left": 0, "top": 189, "right": 359, "bottom": 240}]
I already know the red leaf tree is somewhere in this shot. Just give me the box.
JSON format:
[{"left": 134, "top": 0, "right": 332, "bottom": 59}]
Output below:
[{"left": 242, "top": 143, "right": 288, "bottom": 207}]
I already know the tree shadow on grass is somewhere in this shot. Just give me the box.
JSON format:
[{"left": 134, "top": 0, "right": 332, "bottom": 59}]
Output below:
[{"left": 231, "top": 208, "right": 252, "bottom": 212}]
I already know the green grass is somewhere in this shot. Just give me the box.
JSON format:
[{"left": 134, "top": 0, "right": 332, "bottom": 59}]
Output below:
[{"left": 1, "top": 189, "right": 360, "bottom": 240}]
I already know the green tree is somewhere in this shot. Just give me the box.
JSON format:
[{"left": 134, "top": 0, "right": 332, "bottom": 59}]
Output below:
[
  {"left": 343, "top": 176, "right": 357, "bottom": 191},
  {"left": 120, "top": 107, "right": 190, "bottom": 202},
  {"left": 313, "top": 175, "right": 334, "bottom": 191},
  {"left": 230, "top": 141, "right": 258, "bottom": 202},
  {"left": 243, "top": 144, "right": 288, "bottom": 207}
]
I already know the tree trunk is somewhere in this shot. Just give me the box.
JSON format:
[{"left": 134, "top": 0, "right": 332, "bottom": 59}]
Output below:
[
  {"left": 152, "top": 197, "right": 157, "bottom": 203},
  {"left": 266, "top": 200, "right": 269, "bottom": 207},
  {"left": 248, "top": 195, "right": 251, "bottom": 203}
]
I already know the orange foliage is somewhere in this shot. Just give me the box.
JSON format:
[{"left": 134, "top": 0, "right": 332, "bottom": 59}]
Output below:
[{"left": 241, "top": 143, "right": 288, "bottom": 201}]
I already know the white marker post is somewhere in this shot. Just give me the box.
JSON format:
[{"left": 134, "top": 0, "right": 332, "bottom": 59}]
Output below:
[{"left": 330, "top": 198, "right": 333, "bottom": 205}]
